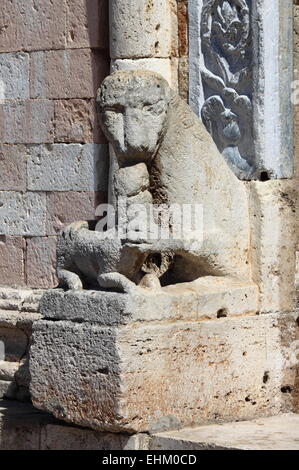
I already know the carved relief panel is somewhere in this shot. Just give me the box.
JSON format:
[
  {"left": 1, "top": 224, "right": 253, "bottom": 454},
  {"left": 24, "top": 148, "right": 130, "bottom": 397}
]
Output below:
[{"left": 189, "top": 0, "right": 293, "bottom": 180}]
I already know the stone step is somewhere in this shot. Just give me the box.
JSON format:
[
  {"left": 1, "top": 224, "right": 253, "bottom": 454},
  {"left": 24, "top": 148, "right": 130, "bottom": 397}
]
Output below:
[{"left": 151, "top": 413, "right": 299, "bottom": 450}]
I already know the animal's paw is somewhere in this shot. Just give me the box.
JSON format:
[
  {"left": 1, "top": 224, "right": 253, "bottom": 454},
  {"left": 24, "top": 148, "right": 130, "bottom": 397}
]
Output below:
[{"left": 97, "top": 273, "right": 136, "bottom": 293}]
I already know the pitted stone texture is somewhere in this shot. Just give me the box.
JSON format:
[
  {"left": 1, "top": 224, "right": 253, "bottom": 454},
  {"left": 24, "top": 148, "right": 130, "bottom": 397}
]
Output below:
[
  {"left": 0, "top": 192, "right": 46, "bottom": 236},
  {"left": 66, "top": 0, "right": 109, "bottom": 50},
  {"left": 26, "top": 237, "right": 57, "bottom": 289},
  {"left": 0, "top": 0, "right": 67, "bottom": 53},
  {"left": 27, "top": 144, "right": 109, "bottom": 192},
  {"left": 151, "top": 414, "right": 299, "bottom": 450},
  {"left": 0, "top": 236, "right": 24, "bottom": 287},
  {"left": 46, "top": 191, "right": 106, "bottom": 236},
  {"left": 248, "top": 180, "right": 297, "bottom": 313},
  {"left": 0, "top": 53, "right": 29, "bottom": 99},
  {"left": 111, "top": 59, "right": 178, "bottom": 89},
  {"left": 40, "top": 278, "right": 258, "bottom": 325},
  {"left": 110, "top": 0, "right": 174, "bottom": 59},
  {"left": 54, "top": 99, "right": 106, "bottom": 144},
  {"left": 30, "top": 313, "right": 296, "bottom": 433},
  {"left": 0, "top": 100, "right": 54, "bottom": 144},
  {"left": 30, "top": 49, "right": 109, "bottom": 99},
  {"left": 0, "top": 145, "right": 26, "bottom": 191}
]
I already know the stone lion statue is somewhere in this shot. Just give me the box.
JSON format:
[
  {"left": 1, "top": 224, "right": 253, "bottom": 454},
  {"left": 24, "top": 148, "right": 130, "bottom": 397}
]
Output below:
[{"left": 56, "top": 70, "right": 250, "bottom": 292}]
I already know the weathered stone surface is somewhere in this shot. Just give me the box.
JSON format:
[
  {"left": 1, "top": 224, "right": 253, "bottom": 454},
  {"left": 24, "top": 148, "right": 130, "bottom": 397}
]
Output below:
[
  {"left": 40, "top": 425, "right": 149, "bottom": 450},
  {"left": 54, "top": 99, "right": 106, "bottom": 144},
  {"left": 111, "top": 58, "right": 178, "bottom": 89},
  {"left": 46, "top": 191, "right": 106, "bottom": 236},
  {"left": 0, "top": 192, "right": 46, "bottom": 236},
  {"left": 110, "top": 0, "right": 174, "bottom": 59},
  {"left": 0, "top": 287, "right": 43, "bottom": 315},
  {"left": 150, "top": 413, "right": 299, "bottom": 450},
  {"left": 40, "top": 278, "right": 258, "bottom": 325},
  {"left": 0, "top": 327, "right": 27, "bottom": 362},
  {"left": 0, "top": 100, "right": 54, "bottom": 144},
  {"left": 0, "top": 362, "right": 19, "bottom": 382},
  {"left": 0, "top": 0, "right": 67, "bottom": 53},
  {"left": 0, "top": 400, "right": 149, "bottom": 450},
  {"left": 27, "top": 144, "right": 109, "bottom": 192},
  {"left": 26, "top": 237, "right": 57, "bottom": 289},
  {"left": 0, "top": 400, "right": 57, "bottom": 450},
  {"left": 66, "top": 0, "right": 109, "bottom": 50},
  {"left": 0, "top": 53, "right": 29, "bottom": 99},
  {"left": 30, "top": 49, "right": 109, "bottom": 99},
  {"left": 30, "top": 313, "right": 297, "bottom": 433},
  {"left": 189, "top": 0, "right": 293, "bottom": 179},
  {"left": 0, "top": 237, "right": 24, "bottom": 286},
  {"left": 0, "top": 145, "right": 26, "bottom": 191},
  {"left": 0, "top": 381, "right": 16, "bottom": 399},
  {"left": 248, "top": 180, "right": 297, "bottom": 313},
  {"left": 57, "top": 70, "right": 251, "bottom": 292}
]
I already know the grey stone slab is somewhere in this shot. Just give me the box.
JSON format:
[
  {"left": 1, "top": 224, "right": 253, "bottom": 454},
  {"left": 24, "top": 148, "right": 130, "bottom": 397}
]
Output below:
[
  {"left": 40, "top": 277, "right": 258, "bottom": 325},
  {"left": 0, "top": 192, "right": 46, "bottom": 236},
  {"left": 0, "top": 53, "right": 29, "bottom": 99},
  {"left": 150, "top": 413, "right": 299, "bottom": 450},
  {"left": 189, "top": 0, "right": 293, "bottom": 179},
  {"left": 30, "top": 313, "right": 297, "bottom": 434},
  {"left": 27, "top": 143, "right": 109, "bottom": 191}
]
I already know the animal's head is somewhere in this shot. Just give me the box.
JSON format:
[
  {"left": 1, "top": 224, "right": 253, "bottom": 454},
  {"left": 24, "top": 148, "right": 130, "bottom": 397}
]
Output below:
[{"left": 97, "top": 70, "right": 171, "bottom": 164}]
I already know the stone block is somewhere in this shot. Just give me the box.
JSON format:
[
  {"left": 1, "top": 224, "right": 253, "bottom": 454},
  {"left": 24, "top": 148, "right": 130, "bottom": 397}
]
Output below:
[
  {"left": 0, "top": 53, "right": 29, "bottom": 99},
  {"left": 54, "top": 99, "right": 106, "bottom": 144},
  {"left": 0, "top": 381, "right": 16, "bottom": 400},
  {"left": 0, "top": 236, "right": 24, "bottom": 286},
  {"left": 0, "top": 145, "right": 26, "bottom": 191},
  {"left": 30, "top": 307, "right": 296, "bottom": 433},
  {"left": 0, "top": 100, "right": 54, "bottom": 144},
  {"left": 40, "top": 278, "right": 259, "bottom": 324},
  {"left": 0, "top": 362, "right": 19, "bottom": 382},
  {"left": 111, "top": 58, "right": 178, "bottom": 89},
  {"left": 27, "top": 144, "right": 109, "bottom": 192},
  {"left": 66, "top": 0, "right": 109, "bottom": 50},
  {"left": 30, "top": 49, "right": 109, "bottom": 99},
  {"left": 26, "top": 237, "right": 57, "bottom": 289},
  {"left": 0, "top": 287, "right": 43, "bottom": 316},
  {"left": 150, "top": 413, "right": 299, "bottom": 450},
  {"left": 0, "top": 0, "right": 67, "bottom": 53},
  {"left": 0, "top": 192, "right": 46, "bottom": 236},
  {"left": 0, "top": 327, "right": 27, "bottom": 362},
  {"left": 248, "top": 180, "right": 297, "bottom": 313},
  {"left": 46, "top": 191, "right": 106, "bottom": 235},
  {"left": 110, "top": 0, "right": 174, "bottom": 59},
  {"left": 40, "top": 425, "right": 149, "bottom": 450}
]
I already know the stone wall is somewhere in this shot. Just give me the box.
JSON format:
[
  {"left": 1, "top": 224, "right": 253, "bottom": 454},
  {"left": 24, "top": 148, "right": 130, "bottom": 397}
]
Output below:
[{"left": 0, "top": 0, "right": 110, "bottom": 289}]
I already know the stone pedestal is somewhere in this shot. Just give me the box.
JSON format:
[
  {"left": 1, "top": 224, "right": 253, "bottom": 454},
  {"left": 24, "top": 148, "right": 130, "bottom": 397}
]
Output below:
[{"left": 29, "top": 280, "right": 297, "bottom": 434}]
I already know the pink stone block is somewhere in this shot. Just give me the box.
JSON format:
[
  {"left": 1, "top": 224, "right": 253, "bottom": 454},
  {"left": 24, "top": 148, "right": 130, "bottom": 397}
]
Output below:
[
  {"left": 0, "top": 0, "right": 67, "bottom": 53},
  {"left": 0, "top": 145, "right": 26, "bottom": 191},
  {"left": 30, "top": 49, "right": 109, "bottom": 99},
  {"left": 0, "top": 236, "right": 24, "bottom": 287},
  {"left": 46, "top": 191, "right": 107, "bottom": 235},
  {"left": 66, "top": 0, "right": 109, "bottom": 50},
  {"left": 26, "top": 237, "right": 57, "bottom": 289},
  {"left": 0, "top": 100, "right": 54, "bottom": 144},
  {"left": 54, "top": 99, "right": 106, "bottom": 144}
]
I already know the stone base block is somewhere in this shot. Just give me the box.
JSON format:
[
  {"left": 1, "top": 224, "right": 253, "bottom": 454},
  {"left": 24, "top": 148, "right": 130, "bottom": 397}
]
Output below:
[
  {"left": 30, "top": 288, "right": 297, "bottom": 433},
  {"left": 40, "top": 277, "right": 259, "bottom": 324}
]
